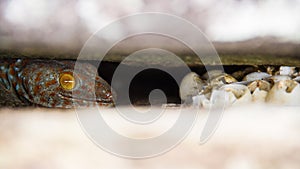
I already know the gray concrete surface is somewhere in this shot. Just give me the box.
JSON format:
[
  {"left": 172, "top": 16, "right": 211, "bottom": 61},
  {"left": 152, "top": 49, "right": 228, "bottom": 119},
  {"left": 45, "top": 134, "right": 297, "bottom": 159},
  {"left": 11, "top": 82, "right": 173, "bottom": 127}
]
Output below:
[{"left": 0, "top": 105, "right": 300, "bottom": 169}]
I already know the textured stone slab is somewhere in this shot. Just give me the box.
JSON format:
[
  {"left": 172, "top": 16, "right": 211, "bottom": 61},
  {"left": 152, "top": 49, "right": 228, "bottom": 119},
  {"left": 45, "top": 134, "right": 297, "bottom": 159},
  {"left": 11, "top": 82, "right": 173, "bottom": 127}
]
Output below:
[{"left": 1, "top": 38, "right": 300, "bottom": 66}]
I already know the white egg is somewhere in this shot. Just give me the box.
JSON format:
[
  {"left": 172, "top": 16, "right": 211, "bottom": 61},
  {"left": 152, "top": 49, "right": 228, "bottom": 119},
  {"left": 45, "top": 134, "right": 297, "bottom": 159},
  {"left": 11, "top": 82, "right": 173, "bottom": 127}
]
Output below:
[
  {"left": 269, "top": 75, "right": 291, "bottom": 83},
  {"left": 192, "top": 94, "right": 210, "bottom": 108},
  {"left": 243, "top": 72, "right": 271, "bottom": 81},
  {"left": 279, "top": 66, "right": 296, "bottom": 76},
  {"left": 219, "top": 84, "right": 252, "bottom": 106},
  {"left": 252, "top": 88, "right": 268, "bottom": 102},
  {"left": 247, "top": 80, "right": 271, "bottom": 102},
  {"left": 179, "top": 72, "right": 205, "bottom": 102},
  {"left": 266, "top": 80, "right": 300, "bottom": 106}
]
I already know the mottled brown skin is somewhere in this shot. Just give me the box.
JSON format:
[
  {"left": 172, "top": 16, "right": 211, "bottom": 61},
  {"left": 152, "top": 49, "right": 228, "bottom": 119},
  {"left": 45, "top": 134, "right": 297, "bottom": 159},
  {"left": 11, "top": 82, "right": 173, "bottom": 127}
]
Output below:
[{"left": 0, "top": 59, "right": 114, "bottom": 108}]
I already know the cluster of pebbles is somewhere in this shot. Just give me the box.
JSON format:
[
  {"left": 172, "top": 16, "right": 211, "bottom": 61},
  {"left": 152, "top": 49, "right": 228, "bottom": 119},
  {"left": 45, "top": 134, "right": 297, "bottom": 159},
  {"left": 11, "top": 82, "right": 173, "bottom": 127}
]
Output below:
[{"left": 179, "top": 66, "right": 300, "bottom": 108}]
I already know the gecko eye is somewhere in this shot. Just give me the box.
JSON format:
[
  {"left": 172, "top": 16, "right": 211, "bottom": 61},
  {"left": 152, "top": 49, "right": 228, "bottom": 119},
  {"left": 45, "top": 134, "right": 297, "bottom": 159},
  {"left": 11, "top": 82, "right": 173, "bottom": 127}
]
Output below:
[{"left": 59, "top": 73, "right": 76, "bottom": 90}]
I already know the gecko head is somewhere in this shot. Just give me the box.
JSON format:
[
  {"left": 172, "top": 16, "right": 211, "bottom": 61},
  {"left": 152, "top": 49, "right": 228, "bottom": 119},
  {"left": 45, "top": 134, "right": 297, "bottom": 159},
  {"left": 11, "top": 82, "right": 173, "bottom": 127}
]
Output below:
[{"left": 20, "top": 60, "right": 115, "bottom": 108}]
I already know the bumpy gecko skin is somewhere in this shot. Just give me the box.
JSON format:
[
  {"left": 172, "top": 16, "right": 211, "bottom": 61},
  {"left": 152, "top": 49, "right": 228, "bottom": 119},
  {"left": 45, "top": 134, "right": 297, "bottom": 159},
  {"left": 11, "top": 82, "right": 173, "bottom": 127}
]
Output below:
[{"left": 0, "top": 59, "right": 114, "bottom": 108}]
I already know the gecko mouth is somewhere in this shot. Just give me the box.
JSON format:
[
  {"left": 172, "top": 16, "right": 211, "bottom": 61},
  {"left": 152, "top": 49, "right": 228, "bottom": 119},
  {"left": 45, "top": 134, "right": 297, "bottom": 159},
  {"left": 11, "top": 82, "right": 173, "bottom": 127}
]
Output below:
[{"left": 59, "top": 93, "right": 114, "bottom": 105}]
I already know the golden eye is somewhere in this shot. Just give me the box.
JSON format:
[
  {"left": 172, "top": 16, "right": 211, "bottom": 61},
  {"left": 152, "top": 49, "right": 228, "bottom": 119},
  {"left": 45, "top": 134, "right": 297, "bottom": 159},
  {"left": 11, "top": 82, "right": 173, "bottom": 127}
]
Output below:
[{"left": 59, "top": 73, "right": 76, "bottom": 90}]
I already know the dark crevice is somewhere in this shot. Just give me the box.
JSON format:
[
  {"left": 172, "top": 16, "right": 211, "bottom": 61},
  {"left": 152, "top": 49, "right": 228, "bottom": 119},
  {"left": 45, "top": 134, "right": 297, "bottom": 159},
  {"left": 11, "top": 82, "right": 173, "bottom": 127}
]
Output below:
[{"left": 97, "top": 61, "right": 283, "bottom": 105}]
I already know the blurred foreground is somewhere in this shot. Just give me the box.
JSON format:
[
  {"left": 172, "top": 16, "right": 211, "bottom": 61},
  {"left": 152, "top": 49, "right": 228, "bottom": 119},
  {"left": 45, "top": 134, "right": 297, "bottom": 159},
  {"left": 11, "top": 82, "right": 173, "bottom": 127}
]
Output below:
[{"left": 0, "top": 105, "right": 300, "bottom": 169}]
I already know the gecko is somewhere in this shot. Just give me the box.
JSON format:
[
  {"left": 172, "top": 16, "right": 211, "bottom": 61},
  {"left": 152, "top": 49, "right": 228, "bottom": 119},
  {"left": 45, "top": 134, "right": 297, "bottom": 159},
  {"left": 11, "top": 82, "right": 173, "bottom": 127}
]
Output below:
[{"left": 0, "top": 59, "right": 114, "bottom": 108}]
